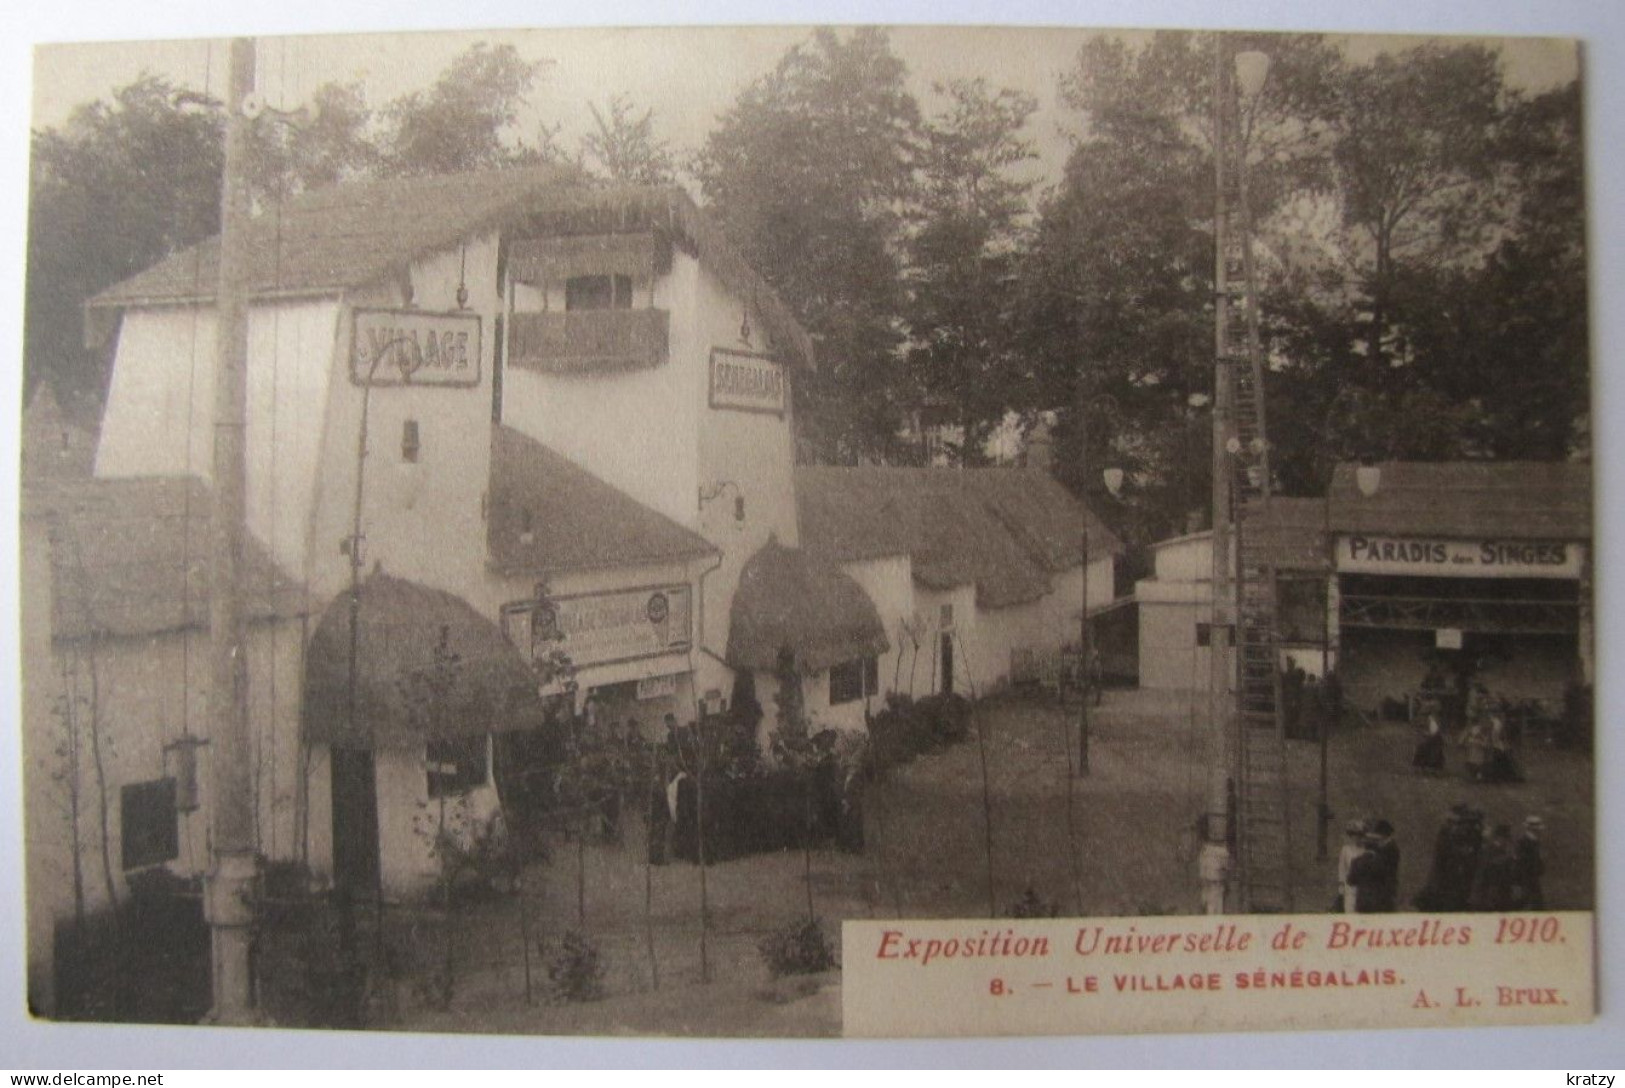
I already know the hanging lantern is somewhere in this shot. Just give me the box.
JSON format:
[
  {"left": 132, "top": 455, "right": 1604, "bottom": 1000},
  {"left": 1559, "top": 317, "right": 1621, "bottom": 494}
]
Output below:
[
  {"left": 1356, "top": 464, "right": 1383, "bottom": 498},
  {"left": 163, "top": 732, "right": 209, "bottom": 814},
  {"left": 1235, "top": 51, "right": 1272, "bottom": 100}
]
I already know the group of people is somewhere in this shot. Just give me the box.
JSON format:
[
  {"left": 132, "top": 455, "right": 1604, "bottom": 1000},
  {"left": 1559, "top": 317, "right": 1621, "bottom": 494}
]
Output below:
[
  {"left": 1334, "top": 806, "right": 1549, "bottom": 913},
  {"left": 1411, "top": 683, "right": 1525, "bottom": 784},
  {"left": 1413, "top": 805, "right": 1547, "bottom": 912}
]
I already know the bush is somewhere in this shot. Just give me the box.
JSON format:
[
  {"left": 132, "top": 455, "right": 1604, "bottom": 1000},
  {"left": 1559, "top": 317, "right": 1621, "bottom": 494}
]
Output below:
[
  {"left": 918, "top": 692, "right": 972, "bottom": 745},
  {"left": 1007, "top": 886, "right": 1060, "bottom": 918},
  {"left": 758, "top": 917, "right": 838, "bottom": 978},
  {"left": 545, "top": 930, "right": 606, "bottom": 1003}
]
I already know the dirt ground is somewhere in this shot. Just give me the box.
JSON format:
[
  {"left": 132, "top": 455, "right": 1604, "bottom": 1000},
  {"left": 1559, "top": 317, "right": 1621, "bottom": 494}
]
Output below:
[{"left": 385, "top": 685, "right": 1594, "bottom": 1037}]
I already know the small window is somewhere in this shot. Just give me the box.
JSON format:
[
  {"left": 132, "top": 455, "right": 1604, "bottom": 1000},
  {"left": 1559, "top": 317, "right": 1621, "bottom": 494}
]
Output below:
[
  {"left": 121, "top": 778, "right": 178, "bottom": 871},
  {"left": 565, "top": 274, "right": 633, "bottom": 311},
  {"left": 1196, "top": 623, "right": 1235, "bottom": 648},
  {"left": 427, "top": 735, "right": 488, "bottom": 798},
  {"left": 830, "top": 657, "right": 880, "bottom": 706},
  {"left": 402, "top": 420, "right": 421, "bottom": 463}
]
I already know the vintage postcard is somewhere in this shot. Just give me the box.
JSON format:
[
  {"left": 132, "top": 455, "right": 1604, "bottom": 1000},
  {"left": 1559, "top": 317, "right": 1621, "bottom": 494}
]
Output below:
[{"left": 17, "top": 24, "right": 1594, "bottom": 1041}]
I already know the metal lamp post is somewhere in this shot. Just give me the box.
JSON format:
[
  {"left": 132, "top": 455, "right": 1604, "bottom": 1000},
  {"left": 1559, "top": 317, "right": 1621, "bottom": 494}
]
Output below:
[{"left": 1076, "top": 392, "right": 1122, "bottom": 776}]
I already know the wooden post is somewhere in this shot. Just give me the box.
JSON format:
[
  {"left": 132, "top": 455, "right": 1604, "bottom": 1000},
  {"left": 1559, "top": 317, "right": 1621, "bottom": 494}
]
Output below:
[{"left": 204, "top": 35, "right": 260, "bottom": 1024}]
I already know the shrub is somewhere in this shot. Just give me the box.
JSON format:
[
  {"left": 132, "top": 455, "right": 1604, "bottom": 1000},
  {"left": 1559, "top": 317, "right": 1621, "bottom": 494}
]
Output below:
[
  {"left": 758, "top": 917, "right": 838, "bottom": 978},
  {"left": 919, "top": 692, "right": 972, "bottom": 745},
  {"left": 1007, "top": 886, "right": 1060, "bottom": 918},
  {"left": 545, "top": 930, "right": 606, "bottom": 1003}
]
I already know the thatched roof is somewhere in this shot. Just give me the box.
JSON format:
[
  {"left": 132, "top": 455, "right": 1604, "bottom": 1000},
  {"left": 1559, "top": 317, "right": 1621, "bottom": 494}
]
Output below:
[
  {"left": 725, "top": 540, "right": 890, "bottom": 673},
  {"left": 87, "top": 168, "right": 814, "bottom": 370},
  {"left": 23, "top": 475, "right": 304, "bottom": 641},
  {"left": 1327, "top": 461, "right": 1591, "bottom": 541},
  {"left": 796, "top": 466, "right": 1123, "bottom": 609},
  {"left": 303, "top": 573, "right": 543, "bottom": 749},
  {"left": 487, "top": 426, "right": 717, "bottom": 577}
]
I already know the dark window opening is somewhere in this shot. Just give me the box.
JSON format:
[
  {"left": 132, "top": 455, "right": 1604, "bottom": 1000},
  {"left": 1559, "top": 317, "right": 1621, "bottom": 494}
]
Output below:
[
  {"left": 121, "top": 778, "right": 179, "bottom": 871},
  {"left": 830, "top": 657, "right": 879, "bottom": 706},
  {"left": 427, "top": 735, "right": 488, "bottom": 798},
  {"left": 402, "top": 419, "right": 420, "bottom": 463},
  {"left": 491, "top": 314, "right": 505, "bottom": 424},
  {"left": 565, "top": 274, "right": 634, "bottom": 311},
  {"left": 1195, "top": 623, "right": 1236, "bottom": 648}
]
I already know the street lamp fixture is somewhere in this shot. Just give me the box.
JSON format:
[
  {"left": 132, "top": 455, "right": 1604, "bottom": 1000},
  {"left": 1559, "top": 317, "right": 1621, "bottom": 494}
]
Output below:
[
  {"left": 1356, "top": 464, "right": 1383, "bottom": 498},
  {"left": 1235, "top": 51, "right": 1272, "bottom": 101},
  {"left": 1076, "top": 391, "right": 1121, "bottom": 777}
]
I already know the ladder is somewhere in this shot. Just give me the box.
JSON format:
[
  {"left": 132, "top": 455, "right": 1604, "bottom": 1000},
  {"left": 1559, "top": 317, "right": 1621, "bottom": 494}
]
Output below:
[{"left": 1222, "top": 226, "right": 1295, "bottom": 913}]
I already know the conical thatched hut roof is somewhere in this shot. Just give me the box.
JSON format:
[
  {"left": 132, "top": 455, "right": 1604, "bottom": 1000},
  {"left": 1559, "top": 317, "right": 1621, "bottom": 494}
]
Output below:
[
  {"left": 303, "top": 573, "right": 543, "bottom": 749},
  {"left": 725, "top": 539, "right": 889, "bottom": 674}
]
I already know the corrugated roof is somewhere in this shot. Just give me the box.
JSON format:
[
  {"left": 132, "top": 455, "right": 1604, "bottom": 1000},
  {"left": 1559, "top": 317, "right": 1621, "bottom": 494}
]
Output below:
[
  {"left": 725, "top": 539, "right": 890, "bottom": 673},
  {"left": 1327, "top": 461, "right": 1591, "bottom": 541},
  {"left": 487, "top": 426, "right": 718, "bottom": 578},
  {"left": 302, "top": 573, "right": 543, "bottom": 749},
  {"left": 87, "top": 168, "right": 815, "bottom": 370},
  {"left": 1242, "top": 497, "right": 1331, "bottom": 573},
  {"left": 23, "top": 475, "right": 305, "bottom": 641},
  {"left": 795, "top": 466, "right": 1123, "bottom": 609}
]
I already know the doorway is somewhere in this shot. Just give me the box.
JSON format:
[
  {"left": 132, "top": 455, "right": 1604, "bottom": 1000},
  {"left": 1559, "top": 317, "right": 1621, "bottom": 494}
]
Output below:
[
  {"left": 940, "top": 632, "right": 955, "bottom": 695},
  {"left": 329, "top": 747, "right": 379, "bottom": 893}
]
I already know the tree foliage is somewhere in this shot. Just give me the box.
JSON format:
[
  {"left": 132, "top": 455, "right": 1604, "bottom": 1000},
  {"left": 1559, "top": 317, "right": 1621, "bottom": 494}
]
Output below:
[
  {"left": 581, "top": 94, "right": 675, "bottom": 185},
  {"left": 379, "top": 43, "right": 547, "bottom": 176},
  {"left": 26, "top": 75, "right": 224, "bottom": 403},
  {"left": 903, "top": 79, "right": 1038, "bottom": 465},
  {"left": 695, "top": 28, "right": 921, "bottom": 463}
]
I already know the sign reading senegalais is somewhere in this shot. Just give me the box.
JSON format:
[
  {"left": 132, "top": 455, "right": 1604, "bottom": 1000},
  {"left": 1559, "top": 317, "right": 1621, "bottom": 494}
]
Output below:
[
  {"left": 1336, "top": 534, "right": 1583, "bottom": 579},
  {"left": 709, "top": 348, "right": 786, "bottom": 415},
  {"left": 351, "top": 308, "right": 482, "bottom": 386}
]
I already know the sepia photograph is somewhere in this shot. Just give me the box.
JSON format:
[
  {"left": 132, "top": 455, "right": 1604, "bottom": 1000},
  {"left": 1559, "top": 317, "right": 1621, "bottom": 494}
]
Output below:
[{"left": 9, "top": 11, "right": 1609, "bottom": 1056}]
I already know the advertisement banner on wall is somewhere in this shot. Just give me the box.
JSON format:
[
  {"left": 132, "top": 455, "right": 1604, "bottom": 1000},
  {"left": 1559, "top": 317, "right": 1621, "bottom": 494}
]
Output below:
[{"left": 531, "top": 585, "right": 692, "bottom": 670}]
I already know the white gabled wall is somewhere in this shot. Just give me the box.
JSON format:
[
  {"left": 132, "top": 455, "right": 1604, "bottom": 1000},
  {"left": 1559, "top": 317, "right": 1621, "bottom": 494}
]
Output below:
[{"left": 95, "top": 301, "right": 341, "bottom": 585}]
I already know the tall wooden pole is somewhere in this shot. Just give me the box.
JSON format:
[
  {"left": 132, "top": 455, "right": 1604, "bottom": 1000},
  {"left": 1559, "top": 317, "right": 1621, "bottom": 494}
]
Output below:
[
  {"left": 1204, "top": 34, "right": 1237, "bottom": 910},
  {"left": 205, "top": 36, "right": 259, "bottom": 1024}
]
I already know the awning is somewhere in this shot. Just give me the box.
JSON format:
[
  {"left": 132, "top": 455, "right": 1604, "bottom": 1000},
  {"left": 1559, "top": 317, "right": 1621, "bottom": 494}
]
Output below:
[
  {"left": 303, "top": 573, "right": 544, "bottom": 749},
  {"left": 725, "top": 540, "right": 890, "bottom": 674}
]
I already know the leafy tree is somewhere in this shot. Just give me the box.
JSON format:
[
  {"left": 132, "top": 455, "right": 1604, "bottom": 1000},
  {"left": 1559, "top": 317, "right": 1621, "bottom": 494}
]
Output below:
[
  {"left": 903, "top": 79, "right": 1038, "bottom": 465},
  {"left": 380, "top": 42, "right": 548, "bottom": 176},
  {"left": 581, "top": 94, "right": 674, "bottom": 185},
  {"left": 248, "top": 81, "right": 379, "bottom": 198},
  {"left": 25, "top": 75, "right": 224, "bottom": 404},
  {"left": 695, "top": 28, "right": 921, "bottom": 463}
]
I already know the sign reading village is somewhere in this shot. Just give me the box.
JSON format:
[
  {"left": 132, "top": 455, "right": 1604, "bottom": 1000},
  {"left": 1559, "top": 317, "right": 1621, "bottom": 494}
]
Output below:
[
  {"left": 1336, "top": 534, "right": 1583, "bottom": 579},
  {"left": 709, "top": 348, "right": 786, "bottom": 415},
  {"left": 351, "top": 308, "right": 482, "bottom": 387}
]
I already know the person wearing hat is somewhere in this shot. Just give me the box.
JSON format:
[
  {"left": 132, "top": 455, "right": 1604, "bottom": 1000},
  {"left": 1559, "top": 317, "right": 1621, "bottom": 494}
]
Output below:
[
  {"left": 1441, "top": 806, "right": 1485, "bottom": 911},
  {"left": 1412, "top": 700, "right": 1447, "bottom": 775},
  {"left": 1472, "top": 824, "right": 1518, "bottom": 912},
  {"left": 1346, "top": 831, "right": 1387, "bottom": 913},
  {"left": 1512, "top": 816, "right": 1546, "bottom": 909},
  {"left": 1369, "top": 818, "right": 1401, "bottom": 912},
  {"left": 1336, "top": 818, "right": 1366, "bottom": 912},
  {"left": 1415, "top": 808, "right": 1463, "bottom": 911}
]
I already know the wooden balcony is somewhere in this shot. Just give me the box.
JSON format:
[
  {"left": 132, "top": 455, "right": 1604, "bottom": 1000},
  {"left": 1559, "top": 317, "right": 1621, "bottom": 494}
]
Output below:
[{"left": 508, "top": 309, "right": 669, "bottom": 375}]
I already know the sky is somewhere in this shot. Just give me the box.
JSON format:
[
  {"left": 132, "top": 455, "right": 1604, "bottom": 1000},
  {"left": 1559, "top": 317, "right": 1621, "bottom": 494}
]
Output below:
[{"left": 30, "top": 26, "right": 1582, "bottom": 194}]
